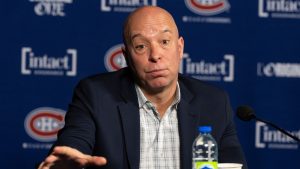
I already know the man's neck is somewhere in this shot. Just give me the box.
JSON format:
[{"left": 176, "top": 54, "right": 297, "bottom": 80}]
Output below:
[{"left": 141, "top": 83, "right": 177, "bottom": 118}]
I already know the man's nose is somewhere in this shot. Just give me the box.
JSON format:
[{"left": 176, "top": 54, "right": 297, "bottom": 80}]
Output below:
[{"left": 149, "top": 44, "right": 161, "bottom": 62}]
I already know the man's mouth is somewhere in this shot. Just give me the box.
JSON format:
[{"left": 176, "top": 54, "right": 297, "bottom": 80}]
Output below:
[{"left": 146, "top": 69, "right": 168, "bottom": 77}]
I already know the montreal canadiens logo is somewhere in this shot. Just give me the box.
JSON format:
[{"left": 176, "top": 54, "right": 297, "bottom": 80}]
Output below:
[
  {"left": 185, "top": 0, "right": 230, "bottom": 16},
  {"left": 104, "top": 44, "right": 127, "bottom": 72},
  {"left": 24, "top": 107, "right": 65, "bottom": 142}
]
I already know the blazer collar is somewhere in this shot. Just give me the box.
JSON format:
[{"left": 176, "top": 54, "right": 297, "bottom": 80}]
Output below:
[
  {"left": 119, "top": 68, "right": 139, "bottom": 106},
  {"left": 118, "top": 69, "right": 140, "bottom": 169}
]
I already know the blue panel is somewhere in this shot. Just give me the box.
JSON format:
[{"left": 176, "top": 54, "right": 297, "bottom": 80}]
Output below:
[{"left": 0, "top": 0, "right": 299, "bottom": 168}]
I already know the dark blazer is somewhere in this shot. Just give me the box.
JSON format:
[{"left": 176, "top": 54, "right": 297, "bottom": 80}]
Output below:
[{"left": 54, "top": 68, "right": 247, "bottom": 169}]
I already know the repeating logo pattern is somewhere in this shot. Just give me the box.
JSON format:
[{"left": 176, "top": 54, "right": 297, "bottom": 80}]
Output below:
[
  {"left": 104, "top": 44, "right": 127, "bottom": 72},
  {"left": 180, "top": 53, "right": 234, "bottom": 82},
  {"left": 24, "top": 107, "right": 65, "bottom": 142},
  {"left": 259, "top": 0, "right": 300, "bottom": 19},
  {"left": 21, "top": 47, "right": 77, "bottom": 76},
  {"left": 29, "top": 0, "right": 73, "bottom": 16},
  {"left": 100, "top": 0, "right": 157, "bottom": 12},
  {"left": 257, "top": 61, "right": 300, "bottom": 78},
  {"left": 255, "top": 122, "right": 299, "bottom": 149},
  {"left": 183, "top": 0, "right": 231, "bottom": 23},
  {"left": 184, "top": 0, "right": 230, "bottom": 16}
]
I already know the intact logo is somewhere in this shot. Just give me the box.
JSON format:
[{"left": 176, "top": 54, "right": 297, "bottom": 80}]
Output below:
[
  {"left": 101, "top": 0, "right": 157, "bottom": 12},
  {"left": 29, "top": 0, "right": 73, "bottom": 17},
  {"left": 180, "top": 53, "right": 234, "bottom": 82},
  {"left": 255, "top": 121, "right": 299, "bottom": 149},
  {"left": 104, "top": 44, "right": 127, "bottom": 72},
  {"left": 21, "top": 47, "right": 77, "bottom": 76},
  {"left": 184, "top": 0, "right": 230, "bottom": 16},
  {"left": 258, "top": 0, "right": 300, "bottom": 19},
  {"left": 24, "top": 107, "right": 65, "bottom": 142}
]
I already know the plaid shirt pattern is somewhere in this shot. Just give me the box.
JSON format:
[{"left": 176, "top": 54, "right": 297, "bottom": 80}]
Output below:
[{"left": 135, "top": 84, "right": 181, "bottom": 169}]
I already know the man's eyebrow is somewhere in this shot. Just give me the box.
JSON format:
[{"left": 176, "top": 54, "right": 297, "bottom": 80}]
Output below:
[
  {"left": 162, "top": 29, "right": 172, "bottom": 34},
  {"left": 131, "top": 33, "right": 143, "bottom": 41},
  {"left": 131, "top": 29, "right": 173, "bottom": 41}
]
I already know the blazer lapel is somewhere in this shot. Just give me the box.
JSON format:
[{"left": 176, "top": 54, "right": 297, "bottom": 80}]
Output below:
[
  {"left": 178, "top": 80, "right": 199, "bottom": 169},
  {"left": 118, "top": 72, "right": 140, "bottom": 169}
]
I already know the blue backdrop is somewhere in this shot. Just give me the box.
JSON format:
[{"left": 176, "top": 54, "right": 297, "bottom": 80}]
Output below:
[{"left": 1, "top": 0, "right": 299, "bottom": 168}]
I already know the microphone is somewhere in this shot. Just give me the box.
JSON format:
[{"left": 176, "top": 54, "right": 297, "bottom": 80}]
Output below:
[{"left": 236, "top": 105, "right": 300, "bottom": 143}]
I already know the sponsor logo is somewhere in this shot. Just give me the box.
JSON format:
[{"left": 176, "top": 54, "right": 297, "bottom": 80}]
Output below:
[
  {"left": 100, "top": 0, "right": 157, "bottom": 12},
  {"left": 104, "top": 44, "right": 127, "bottom": 72},
  {"left": 24, "top": 107, "right": 65, "bottom": 142},
  {"left": 21, "top": 47, "right": 77, "bottom": 76},
  {"left": 259, "top": 0, "right": 300, "bottom": 19},
  {"left": 180, "top": 53, "right": 234, "bottom": 82},
  {"left": 183, "top": 0, "right": 231, "bottom": 24},
  {"left": 29, "top": 0, "right": 73, "bottom": 17},
  {"left": 255, "top": 121, "right": 299, "bottom": 149},
  {"left": 257, "top": 62, "right": 300, "bottom": 78}
]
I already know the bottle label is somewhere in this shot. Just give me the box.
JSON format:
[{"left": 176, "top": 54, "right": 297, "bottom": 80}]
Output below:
[{"left": 194, "top": 161, "right": 218, "bottom": 169}]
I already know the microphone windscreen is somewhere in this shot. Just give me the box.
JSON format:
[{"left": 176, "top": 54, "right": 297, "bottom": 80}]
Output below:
[{"left": 236, "top": 105, "right": 256, "bottom": 121}]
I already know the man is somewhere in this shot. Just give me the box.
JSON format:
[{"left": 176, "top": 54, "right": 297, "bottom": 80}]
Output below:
[{"left": 39, "top": 6, "right": 247, "bottom": 169}]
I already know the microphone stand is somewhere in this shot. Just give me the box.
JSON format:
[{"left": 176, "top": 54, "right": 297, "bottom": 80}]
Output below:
[{"left": 254, "top": 116, "right": 300, "bottom": 143}]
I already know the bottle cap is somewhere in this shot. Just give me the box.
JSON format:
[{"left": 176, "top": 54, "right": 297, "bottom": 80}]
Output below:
[{"left": 198, "top": 126, "right": 212, "bottom": 133}]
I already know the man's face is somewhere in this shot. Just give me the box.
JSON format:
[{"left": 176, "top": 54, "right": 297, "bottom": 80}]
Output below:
[{"left": 124, "top": 8, "right": 184, "bottom": 92}]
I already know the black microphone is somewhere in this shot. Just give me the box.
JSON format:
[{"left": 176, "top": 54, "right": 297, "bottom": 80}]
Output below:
[{"left": 236, "top": 105, "right": 300, "bottom": 143}]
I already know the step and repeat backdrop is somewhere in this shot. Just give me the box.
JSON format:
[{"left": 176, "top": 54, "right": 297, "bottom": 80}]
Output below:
[{"left": 1, "top": 0, "right": 300, "bottom": 169}]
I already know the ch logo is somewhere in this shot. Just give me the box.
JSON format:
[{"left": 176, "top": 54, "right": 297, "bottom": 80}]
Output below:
[{"left": 24, "top": 107, "right": 65, "bottom": 142}]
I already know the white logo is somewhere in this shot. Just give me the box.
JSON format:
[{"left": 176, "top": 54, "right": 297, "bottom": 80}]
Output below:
[
  {"left": 104, "top": 44, "right": 127, "bottom": 72},
  {"left": 259, "top": 0, "right": 300, "bottom": 19},
  {"left": 255, "top": 121, "right": 299, "bottom": 149},
  {"left": 257, "top": 62, "right": 300, "bottom": 78},
  {"left": 180, "top": 53, "right": 234, "bottom": 82},
  {"left": 101, "top": 0, "right": 157, "bottom": 12},
  {"left": 21, "top": 47, "right": 77, "bottom": 76},
  {"left": 29, "top": 0, "right": 73, "bottom": 17}
]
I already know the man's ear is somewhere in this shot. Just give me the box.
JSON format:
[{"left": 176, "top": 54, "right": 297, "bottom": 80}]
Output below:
[{"left": 178, "top": 36, "right": 184, "bottom": 59}]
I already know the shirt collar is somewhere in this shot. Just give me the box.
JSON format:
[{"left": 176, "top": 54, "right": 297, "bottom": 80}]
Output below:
[{"left": 135, "top": 83, "right": 181, "bottom": 109}]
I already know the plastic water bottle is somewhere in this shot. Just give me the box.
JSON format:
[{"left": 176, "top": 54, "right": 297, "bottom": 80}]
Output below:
[{"left": 192, "top": 126, "right": 218, "bottom": 169}]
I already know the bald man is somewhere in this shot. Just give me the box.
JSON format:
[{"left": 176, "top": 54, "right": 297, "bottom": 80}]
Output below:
[{"left": 38, "top": 6, "right": 247, "bottom": 169}]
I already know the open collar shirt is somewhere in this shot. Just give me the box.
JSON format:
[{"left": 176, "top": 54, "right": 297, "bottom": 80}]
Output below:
[{"left": 135, "top": 83, "right": 181, "bottom": 169}]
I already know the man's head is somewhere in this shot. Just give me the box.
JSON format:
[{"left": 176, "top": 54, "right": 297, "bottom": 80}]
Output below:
[{"left": 122, "top": 6, "right": 184, "bottom": 94}]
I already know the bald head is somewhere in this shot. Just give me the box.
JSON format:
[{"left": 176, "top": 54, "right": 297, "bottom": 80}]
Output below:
[
  {"left": 122, "top": 6, "right": 179, "bottom": 47},
  {"left": 120, "top": 6, "right": 184, "bottom": 94}
]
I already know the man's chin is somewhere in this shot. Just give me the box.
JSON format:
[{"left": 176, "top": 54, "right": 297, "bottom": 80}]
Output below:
[{"left": 146, "top": 80, "right": 170, "bottom": 92}]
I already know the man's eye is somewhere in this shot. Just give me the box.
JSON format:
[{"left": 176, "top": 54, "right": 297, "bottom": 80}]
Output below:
[
  {"left": 162, "top": 40, "right": 170, "bottom": 45},
  {"left": 135, "top": 45, "right": 145, "bottom": 50}
]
